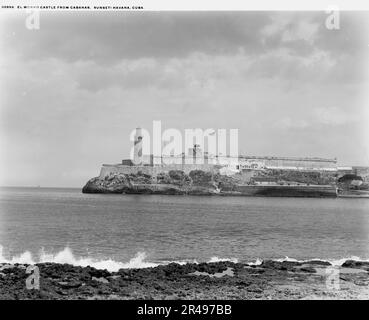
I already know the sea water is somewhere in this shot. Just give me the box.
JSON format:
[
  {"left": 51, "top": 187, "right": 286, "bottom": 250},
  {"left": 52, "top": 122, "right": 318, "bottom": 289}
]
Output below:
[{"left": 0, "top": 187, "right": 368, "bottom": 271}]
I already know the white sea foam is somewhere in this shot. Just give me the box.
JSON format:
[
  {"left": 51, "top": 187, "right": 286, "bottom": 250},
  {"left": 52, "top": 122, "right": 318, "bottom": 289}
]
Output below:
[
  {"left": 0, "top": 245, "right": 238, "bottom": 271},
  {"left": 274, "top": 256, "right": 301, "bottom": 263},
  {"left": 0, "top": 246, "right": 36, "bottom": 265},
  {"left": 160, "top": 259, "right": 199, "bottom": 265},
  {"left": 273, "top": 255, "right": 369, "bottom": 266},
  {"left": 247, "top": 258, "right": 263, "bottom": 266},
  {"left": 327, "top": 256, "right": 369, "bottom": 266},
  {"left": 0, "top": 246, "right": 158, "bottom": 272},
  {"left": 1, "top": 245, "right": 368, "bottom": 271},
  {"left": 208, "top": 256, "right": 238, "bottom": 263}
]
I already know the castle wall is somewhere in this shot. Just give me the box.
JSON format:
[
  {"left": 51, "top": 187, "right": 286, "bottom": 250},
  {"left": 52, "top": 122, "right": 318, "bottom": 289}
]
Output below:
[
  {"left": 100, "top": 156, "right": 339, "bottom": 180},
  {"left": 240, "top": 156, "right": 337, "bottom": 171}
]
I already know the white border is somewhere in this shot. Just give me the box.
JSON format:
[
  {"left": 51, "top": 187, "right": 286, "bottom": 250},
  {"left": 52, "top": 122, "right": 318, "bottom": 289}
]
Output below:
[{"left": 0, "top": 0, "right": 369, "bottom": 11}]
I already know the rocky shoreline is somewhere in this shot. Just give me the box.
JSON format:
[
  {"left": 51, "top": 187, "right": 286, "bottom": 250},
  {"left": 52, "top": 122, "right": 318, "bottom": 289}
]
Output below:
[
  {"left": 82, "top": 170, "right": 337, "bottom": 197},
  {"left": 1, "top": 259, "right": 368, "bottom": 300}
]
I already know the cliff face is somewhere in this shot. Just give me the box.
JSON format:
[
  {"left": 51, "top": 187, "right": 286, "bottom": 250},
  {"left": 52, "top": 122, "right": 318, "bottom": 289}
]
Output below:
[
  {"left": 83, "top": 170, "right": 219, "bottom": 195},
  {"left": 82, "top": 169, "right": 337, "bottom": 197}
]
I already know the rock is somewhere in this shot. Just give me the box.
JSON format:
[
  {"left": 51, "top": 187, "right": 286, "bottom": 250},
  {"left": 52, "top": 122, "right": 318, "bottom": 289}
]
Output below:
[
  {"left": 57, "top": 280, "right": 82, "bottom": 289},
  {"left": 247, "top": 284, "right": 263, "bottom": 293},
  {"left": 299, "top": 267, "right": 316, "bottom": 273},
  {"left": 92, "top": 277, "right": 109, "bottom": 284},
  {"left": 82, "top": 176, "right": 131, "bottom": 194},
  {"left": 86, "top": 267, "right": 110, "bottom": 278},
  {"left": 83, "top": 170, "right": 223, "bottom": 195},
  {"left": 0, "top": 264, "right": 15, "bottom": 271},
  {"left": 56, "top": 289, "right": 69, "bottom": 296},
  {"left": 304, "top": 260, "right": 331, "bottom": 266},
  {"left": 82, "top": 169, "right": 338, "bottom": 198},
  {"left": 260, "top": 260, "right": 302, "bottom": 271},
  {"left": 168, "top": 170, "right": 191, "bottom": 185},
  {"left": 1, "top": 260, "right": 368, "bottom": 300},
  {"left": 341, "top": 260, "right": 369, "bottom": 270},
  {"left": 188, "top": 170, "right": 215, "bottom": 188}
]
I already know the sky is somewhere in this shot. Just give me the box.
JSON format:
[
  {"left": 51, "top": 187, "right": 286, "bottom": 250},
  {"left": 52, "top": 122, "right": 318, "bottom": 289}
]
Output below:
[{"left": 0, "top": 11, "right": 368, "bottom": 187}]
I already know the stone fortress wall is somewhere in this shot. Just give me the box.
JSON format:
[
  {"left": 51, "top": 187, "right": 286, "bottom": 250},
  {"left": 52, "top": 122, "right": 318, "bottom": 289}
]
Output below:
[
  {"left": 99, "top": 155, "right": 338, "bottom": 183},
  {"left": 100, "top": 130, "right": 340, "bottom": 183},
  {"left": 106, "top": 128, "right": 339, "bottom": 181},
  {"left": 239, "top": 156, "right": 337, "bottom": 171}
]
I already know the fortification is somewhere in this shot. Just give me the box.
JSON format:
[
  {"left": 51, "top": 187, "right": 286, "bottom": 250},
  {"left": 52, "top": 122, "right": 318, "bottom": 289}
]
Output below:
[
  {"left": 99, "top": 127, "right": 338, "bottom": 180},
  {"left": 239, "top": 156, "right": 337, "bottom": 171}
]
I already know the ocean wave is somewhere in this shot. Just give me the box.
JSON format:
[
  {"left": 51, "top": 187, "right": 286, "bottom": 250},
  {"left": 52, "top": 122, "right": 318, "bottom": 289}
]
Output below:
[
  {"left": 273, "top": 256, "right": 369, "bottom": 266},
  {"left": 208, "top": 256, "right": 238, "bottom": 263},
  {"left": 0, "top": 246, "right": 240, "bottom": 271},
  {"left": 0, "top": 246, "right": 158, "bottom": 272},
  {"left": 1, "top": 245, "right": 368, "bottom": 271},
  {"left": 247, "top": 258, "right": 263, "bottom": 266}
]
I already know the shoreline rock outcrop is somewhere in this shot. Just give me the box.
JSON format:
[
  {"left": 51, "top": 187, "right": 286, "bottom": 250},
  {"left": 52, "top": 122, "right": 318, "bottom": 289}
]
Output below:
[
  {"left": 82, "top": 170, "right": 337, "bottom": 197},
  {"left": 1, "top": 259, "right": 368, "bottom": 300}
]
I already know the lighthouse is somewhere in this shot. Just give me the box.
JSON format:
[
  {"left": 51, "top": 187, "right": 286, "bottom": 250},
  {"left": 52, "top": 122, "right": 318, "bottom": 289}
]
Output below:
[{"left": 133, "top": 127, "right": 143, "bottom": 165}]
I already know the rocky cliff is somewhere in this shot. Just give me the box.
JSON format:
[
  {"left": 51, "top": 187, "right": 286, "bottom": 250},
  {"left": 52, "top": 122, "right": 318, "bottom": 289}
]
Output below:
[
  {"left": 82, "top": 169, "right": 337, "bottom": 197},
  {"left": 83, "top": 170, "right": 219, "bottom": 195}
]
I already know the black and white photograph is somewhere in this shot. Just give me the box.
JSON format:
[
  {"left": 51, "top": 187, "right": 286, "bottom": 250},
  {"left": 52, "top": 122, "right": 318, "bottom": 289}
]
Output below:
[{"left": 0, "top": 0, "right": 369, "bottom": 307}]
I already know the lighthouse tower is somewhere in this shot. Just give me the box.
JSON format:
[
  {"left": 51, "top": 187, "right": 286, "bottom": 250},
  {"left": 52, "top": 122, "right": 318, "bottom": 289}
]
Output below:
[{"left": 133, "top": 127, "right": 143, "bottom": 165}]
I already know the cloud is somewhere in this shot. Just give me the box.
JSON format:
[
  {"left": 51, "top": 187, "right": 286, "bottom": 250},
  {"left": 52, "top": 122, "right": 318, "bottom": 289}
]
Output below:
[
  {"left": 281, "top": 20, "right": 319, "bottom": 44},
  {"left": 313, "top": 107, "right": 360, "bottom": 126},
  {"left": 0, "top": 11, "right": 368, "bottom": 186},
  {"left": 1, "top": 11, "right": 367, "bottom": 90},
  {"left": 274, "top": 117, "right": 310, "bottom": 129},
  {"left": 0, "top": 11, "right": 272, "bottom": 63},
  {"left": 274, "top": 106, "right": 361, "bottom": 131}
]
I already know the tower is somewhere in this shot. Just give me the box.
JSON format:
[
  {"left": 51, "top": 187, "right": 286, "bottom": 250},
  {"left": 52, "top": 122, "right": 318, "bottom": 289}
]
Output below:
[{"left": 133, "top": 127, "right": 143, "bottom": 165}]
